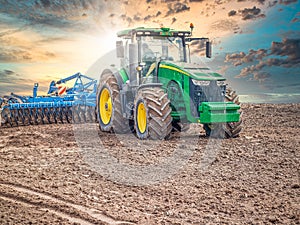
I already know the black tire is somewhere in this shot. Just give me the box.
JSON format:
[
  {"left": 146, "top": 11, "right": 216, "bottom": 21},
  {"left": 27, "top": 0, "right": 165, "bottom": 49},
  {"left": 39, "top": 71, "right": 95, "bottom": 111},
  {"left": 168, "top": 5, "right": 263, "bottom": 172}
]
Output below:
[
  {"left": 134, "top": 87, "right": 172, "bottom": 140},
  {"left": 203, "top": 87, "right": 243, "bottom": 138},
  {"left": 172, "top": 120, "right": 190, "bottom": 132},
  {"left": 223, "top": 87, "right": 243, "bottom": 138},
  {"left": 96, "top": 74, "right": 129, "bottom": 133}
]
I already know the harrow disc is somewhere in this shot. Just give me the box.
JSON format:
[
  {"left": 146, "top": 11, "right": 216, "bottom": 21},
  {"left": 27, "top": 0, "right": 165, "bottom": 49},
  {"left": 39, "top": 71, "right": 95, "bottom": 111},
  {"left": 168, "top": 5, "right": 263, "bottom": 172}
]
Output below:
[{"left": 0, "top": 105, "right": 97, "bottom": 128}]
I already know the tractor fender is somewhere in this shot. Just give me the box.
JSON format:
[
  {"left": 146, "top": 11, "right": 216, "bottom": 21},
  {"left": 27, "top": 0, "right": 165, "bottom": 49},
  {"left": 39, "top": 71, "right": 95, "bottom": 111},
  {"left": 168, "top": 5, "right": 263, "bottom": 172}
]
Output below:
[{"left": 100, "top": 68, "right": 127, "bottom": 89}]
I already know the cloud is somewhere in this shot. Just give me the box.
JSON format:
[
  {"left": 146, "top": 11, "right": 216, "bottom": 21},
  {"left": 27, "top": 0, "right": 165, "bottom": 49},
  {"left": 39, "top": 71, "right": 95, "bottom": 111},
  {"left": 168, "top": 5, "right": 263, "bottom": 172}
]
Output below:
[
  {"left": 0, "top": 26, "right": 29, "bottom": 38},
  {"left": 156, "top": 11, "right": 162, "bottom": 17},
  {"left": 0, "top": 69, "right": 34, "bottom": 84},
  {"left": 228, "top": 6, "right": 266, "bottom": 20},
  {"left": 39, "top": 0, "right": 51, "bottom": 8},
  {"left": 0, "top": 46, "right": 56, "bottom": 63},
  {"left": 166, "top": 2, "right": 190, "bottom": 16},
  {"left": 228, "top": 10, "right": 237, "bottom": 17},
  {"left": 279, "top": 0, "right": 298, "bottom": 5},
  {"left": 256, "top": 0, "right": 266, "bottom": 4},
  {"left": 237, "top": 0, "right": 266, "bottom": 4},
  {"left": 0, "top": 0, "right": 119, "bottom": 31},
  {"left": 267, "top": 0, "right": 298, "bottom": 7},
  {"left": 270, "top": 39, "right": 300, "bottom": 64},
  {"left": 133, "top": 14, "right": 142, "bottom": 21},
  {"left": 225, "top": 49, "right": 268, "bottom": 66},
  {"left": 235, "top": 63, "right": 271, "bottom": 82},
  {"left": 264, "top": 82, "right": 300, "bottom": 89},
  {"left": 0, "top": 68, "right": 51, "bottom": 95},
  {"left": 0, "top": 69, "right": 15, "bottom": 80},
  {"left": 189, "top": 40, "right": 207, "bottom": 55},
  {"left": 210, "top": 19, "right": 240, "bottom": 33},
  {"left": 252, "top": 71, "right": 270, "bottom": 83},
  {"left": 0, "top": 48, "right": 31, "bottom": 62},
  {"left": 162, "top": 0, "right": 180, "bottom": 2},
  {"left": 144, "top": 15, "right": 152, "bottom": 21},
  {"left": 239, "top": 6, "right": 266, "bottom": 20},
  {"left": 225, "top": 38, "right": 300, "bottom": 81},
  {"left": 225, "top": 52, "right": 246, "bottom": 66}
]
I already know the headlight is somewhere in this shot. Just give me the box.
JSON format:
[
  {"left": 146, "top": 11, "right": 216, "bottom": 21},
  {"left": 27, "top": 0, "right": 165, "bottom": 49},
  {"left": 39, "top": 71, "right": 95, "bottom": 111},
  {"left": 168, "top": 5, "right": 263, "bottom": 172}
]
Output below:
[
  {"left": 217, "top": 81, "right": 226, "bottom": 86},
  {"left": 192, "top": 79, "right": 210, "bottom": 86}
]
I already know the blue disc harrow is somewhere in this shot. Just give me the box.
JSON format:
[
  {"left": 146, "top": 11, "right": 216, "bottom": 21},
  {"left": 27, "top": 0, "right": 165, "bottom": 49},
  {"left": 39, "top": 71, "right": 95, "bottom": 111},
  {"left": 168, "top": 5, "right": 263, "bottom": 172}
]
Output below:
[{"left": 0, "top": 72, "right": 97, "bottom": 127}]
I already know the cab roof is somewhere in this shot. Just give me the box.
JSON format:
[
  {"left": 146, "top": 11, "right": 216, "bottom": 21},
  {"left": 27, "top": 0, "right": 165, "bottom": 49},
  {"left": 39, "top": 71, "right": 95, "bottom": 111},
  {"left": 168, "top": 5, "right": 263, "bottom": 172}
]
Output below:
[{"left": 117, "top": 27, "right": 191, "bottom": 38}]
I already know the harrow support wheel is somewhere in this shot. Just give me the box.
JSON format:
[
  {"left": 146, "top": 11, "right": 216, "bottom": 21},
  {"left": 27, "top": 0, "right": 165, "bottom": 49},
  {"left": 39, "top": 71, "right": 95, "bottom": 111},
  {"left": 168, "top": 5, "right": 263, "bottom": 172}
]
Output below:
[
  {"left": 134, "top": 87, "right": 172, "bottom": 140},
  {"left": 97, "top": 74, "right": 130, "bottom": 133}
]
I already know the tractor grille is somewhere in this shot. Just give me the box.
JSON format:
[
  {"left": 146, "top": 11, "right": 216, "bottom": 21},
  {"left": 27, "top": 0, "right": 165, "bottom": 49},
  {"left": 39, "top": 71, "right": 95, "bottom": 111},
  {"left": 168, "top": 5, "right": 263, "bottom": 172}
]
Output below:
[{"left": 189, "top": 79, "right": 226, "bottom": 117}]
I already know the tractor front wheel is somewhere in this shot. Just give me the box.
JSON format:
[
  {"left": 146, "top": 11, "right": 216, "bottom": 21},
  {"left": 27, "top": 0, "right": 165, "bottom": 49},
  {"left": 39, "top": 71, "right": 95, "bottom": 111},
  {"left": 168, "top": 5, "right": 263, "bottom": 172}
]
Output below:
[{"left": 134, "top": 87, "right": 172, "bottom": 140}]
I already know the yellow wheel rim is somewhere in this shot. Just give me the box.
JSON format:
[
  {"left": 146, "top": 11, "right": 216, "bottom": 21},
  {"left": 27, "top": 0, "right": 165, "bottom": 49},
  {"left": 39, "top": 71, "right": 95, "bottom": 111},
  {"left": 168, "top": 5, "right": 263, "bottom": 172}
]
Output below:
[
  {"left": 137, "top": 102, "right": 147, "bottom": 133},
  {"left": 99, "top": 88, "right": 112, "bottom": 125}
]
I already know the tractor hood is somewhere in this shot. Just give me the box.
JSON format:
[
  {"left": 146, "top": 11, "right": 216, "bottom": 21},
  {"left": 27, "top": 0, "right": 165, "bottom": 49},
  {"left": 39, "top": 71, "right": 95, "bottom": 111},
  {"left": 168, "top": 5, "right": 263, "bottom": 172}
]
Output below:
[{"left": 159, "top": 61, "right": 225, "bottom": 81}]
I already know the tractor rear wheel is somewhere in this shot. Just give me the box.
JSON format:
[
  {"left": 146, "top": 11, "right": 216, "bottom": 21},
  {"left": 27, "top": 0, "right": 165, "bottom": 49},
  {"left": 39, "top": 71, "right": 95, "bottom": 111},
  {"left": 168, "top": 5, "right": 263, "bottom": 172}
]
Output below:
[
  {"left": 203, "top": 87, "right": 243, "bottom": 138},
  {"left": 97, "top": 74, "right": 130, "bottom": 133},
  {"left": 134, "top": 87, "right": 172, "bottom": 140}
]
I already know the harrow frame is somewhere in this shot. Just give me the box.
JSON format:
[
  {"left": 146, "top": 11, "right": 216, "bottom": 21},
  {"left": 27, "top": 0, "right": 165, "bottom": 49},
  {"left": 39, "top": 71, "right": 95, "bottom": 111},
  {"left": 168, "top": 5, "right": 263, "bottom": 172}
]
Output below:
[{"left": 0, "top": 73, "right": 97, "bottom": 127}]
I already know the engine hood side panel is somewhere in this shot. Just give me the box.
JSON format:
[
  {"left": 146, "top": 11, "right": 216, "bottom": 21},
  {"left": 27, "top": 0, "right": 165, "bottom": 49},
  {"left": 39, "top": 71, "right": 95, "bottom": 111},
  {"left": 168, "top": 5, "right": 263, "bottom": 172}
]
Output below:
[{"left": 159, "top": 61, "right": 226, "bottom": 81}]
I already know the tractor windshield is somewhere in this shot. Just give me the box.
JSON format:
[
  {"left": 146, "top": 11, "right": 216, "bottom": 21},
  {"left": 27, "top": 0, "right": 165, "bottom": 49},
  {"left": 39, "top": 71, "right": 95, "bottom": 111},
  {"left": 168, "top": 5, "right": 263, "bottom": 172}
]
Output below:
[{"left": 141, "top": 36, "right": 185, "bottom": 63}]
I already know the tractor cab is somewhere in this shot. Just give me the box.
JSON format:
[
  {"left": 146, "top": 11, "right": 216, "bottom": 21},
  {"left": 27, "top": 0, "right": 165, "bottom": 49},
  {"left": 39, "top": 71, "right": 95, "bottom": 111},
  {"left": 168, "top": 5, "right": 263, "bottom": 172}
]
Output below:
[{"left": 116, "top": 27, "right": 212, "bottom": 84}]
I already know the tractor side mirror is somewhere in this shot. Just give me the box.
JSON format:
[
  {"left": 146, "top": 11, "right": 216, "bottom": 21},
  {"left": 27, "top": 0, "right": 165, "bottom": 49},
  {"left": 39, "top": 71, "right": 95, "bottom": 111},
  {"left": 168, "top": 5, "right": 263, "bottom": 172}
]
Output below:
[
  {"left": 206, "top": 41, "right": 212, "bottom": 58},
  {"left": 116, "top": 41, "right": 124, "bottom": 58}
]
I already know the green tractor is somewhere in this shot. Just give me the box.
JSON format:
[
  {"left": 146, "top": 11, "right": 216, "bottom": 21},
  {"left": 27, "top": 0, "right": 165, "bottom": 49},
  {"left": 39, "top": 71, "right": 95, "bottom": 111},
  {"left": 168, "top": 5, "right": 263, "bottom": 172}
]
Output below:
[{"left": 96, "top": 26, "right": 242, "bottom": 139}]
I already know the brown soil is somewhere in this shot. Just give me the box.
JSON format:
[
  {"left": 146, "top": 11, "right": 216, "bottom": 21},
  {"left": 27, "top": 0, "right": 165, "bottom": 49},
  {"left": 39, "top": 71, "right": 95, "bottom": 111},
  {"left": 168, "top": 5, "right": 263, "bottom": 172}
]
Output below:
[{"left": 0, "top": 104, "right": 299, "bottom": 224}]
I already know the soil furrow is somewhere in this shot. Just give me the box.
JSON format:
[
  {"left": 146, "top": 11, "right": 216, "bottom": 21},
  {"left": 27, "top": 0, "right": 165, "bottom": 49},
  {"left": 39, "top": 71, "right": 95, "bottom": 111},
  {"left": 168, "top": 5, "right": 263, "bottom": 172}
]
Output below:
[
  {"left": 0, "top": 183, "right": 135, "bottom": 225},
  {"left": 0, "top": 192, "right": 95, "bottom": 225}
]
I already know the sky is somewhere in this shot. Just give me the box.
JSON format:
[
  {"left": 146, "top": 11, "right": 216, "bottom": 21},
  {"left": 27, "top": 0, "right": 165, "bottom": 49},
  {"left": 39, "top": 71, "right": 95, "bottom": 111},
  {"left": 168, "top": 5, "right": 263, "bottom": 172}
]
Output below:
[{"left": 0, "top": 0, "right": 299, "bottom": 103}]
